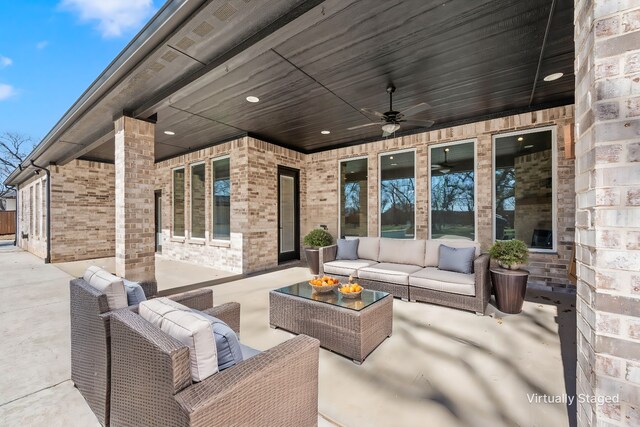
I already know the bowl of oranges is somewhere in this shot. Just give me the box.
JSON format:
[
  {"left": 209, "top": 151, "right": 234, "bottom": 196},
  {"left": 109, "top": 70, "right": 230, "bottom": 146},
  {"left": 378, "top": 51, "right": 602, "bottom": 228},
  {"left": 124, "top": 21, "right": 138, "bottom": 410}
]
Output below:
[
  {"left": 308, "top": 276, "right": 340, "bottom": 293},
  {"left": 339, "top": 283, "right": 363, "bottom": 298}
]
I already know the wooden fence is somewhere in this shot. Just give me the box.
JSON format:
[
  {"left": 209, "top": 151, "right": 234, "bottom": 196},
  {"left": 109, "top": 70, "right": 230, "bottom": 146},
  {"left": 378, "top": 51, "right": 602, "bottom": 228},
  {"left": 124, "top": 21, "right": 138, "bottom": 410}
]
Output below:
[{"left": 0, "top": 211, "right": 16, "bottom": 235}]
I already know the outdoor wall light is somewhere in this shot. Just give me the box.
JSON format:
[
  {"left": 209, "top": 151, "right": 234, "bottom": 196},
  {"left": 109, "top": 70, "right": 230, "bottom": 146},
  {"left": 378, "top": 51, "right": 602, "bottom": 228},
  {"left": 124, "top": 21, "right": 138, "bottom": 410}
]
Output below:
[
  {"left": 164, "top": 131, "right": 175, "bottom": 135},
  {"left": 382, "top": 123, "right": 400, "bottom": 134},
  {"left": 246, "top": 96, "right": 260, "bottom": 103},
  {"left": 543, "top": 72, "right": 564, "bottom": 82}
]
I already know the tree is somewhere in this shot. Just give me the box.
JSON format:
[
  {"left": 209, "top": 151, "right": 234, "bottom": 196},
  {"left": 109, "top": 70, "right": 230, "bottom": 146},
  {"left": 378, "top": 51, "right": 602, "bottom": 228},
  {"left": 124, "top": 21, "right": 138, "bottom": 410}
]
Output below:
[{"left": 0, "top": 132, "right": 35, "bottom": 203}]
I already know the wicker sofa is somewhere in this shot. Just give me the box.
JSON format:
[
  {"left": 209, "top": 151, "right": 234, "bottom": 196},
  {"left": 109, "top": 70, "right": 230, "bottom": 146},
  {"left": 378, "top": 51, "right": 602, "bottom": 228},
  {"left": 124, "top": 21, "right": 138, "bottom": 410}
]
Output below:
[
  {"left": 109, "top": 309, "right": 320, "bottom": 427},
  {"left": 70, "top": 278, "right": 240, "bottom": 426},
  {"left": 319, "top": 237, "right": 491, "bottom": 314}
]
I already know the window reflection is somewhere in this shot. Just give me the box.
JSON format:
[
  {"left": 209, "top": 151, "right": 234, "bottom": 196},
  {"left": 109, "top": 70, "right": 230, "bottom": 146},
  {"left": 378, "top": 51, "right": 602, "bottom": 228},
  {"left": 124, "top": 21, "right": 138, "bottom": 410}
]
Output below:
[
  {"left": 380, "top": 151, "right": 415, "bottom": 239},
  {"left": 340, "top": 158, "right": 368, "bottom": 237}
]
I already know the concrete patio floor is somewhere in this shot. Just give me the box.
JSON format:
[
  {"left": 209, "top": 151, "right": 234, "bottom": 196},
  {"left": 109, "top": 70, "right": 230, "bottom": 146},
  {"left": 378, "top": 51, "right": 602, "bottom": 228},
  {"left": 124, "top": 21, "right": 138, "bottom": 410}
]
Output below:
[{"left": 0, "top": 242, "right": 576, "bottom": 427}]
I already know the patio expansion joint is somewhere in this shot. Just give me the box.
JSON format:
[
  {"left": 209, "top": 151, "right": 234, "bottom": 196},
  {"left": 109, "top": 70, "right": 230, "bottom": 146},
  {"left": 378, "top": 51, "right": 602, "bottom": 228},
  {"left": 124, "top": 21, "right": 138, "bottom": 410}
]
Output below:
[{"left": 0, "top": 379, "right": 70, "bottom": 408}]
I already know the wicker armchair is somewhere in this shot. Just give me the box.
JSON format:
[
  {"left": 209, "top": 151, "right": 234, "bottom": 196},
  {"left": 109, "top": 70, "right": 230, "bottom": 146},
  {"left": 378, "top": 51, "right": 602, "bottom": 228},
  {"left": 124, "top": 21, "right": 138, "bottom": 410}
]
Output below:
[
  {"left": 69, "top": 278, "right": 240, "bottom": 426},
  {"left": 109, "top": 309, "right": 320, "bottom": 427}
]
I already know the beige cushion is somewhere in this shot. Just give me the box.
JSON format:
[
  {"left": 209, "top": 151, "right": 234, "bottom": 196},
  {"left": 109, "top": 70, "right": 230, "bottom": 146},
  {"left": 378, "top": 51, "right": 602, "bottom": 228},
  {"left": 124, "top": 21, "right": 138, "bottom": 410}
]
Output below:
[
  {"left": 139, "top": 297, "right": 190, "bottom": 328},
  {"left": 85, "top": 267, "right": 127, "bottom": 310},
  {"left": 323, "top": 259, "right": 378, "bottom": 277},
  {"left": 409, "top": 267, "right": 475, "bottom": 296},
  {"left": 357, "top": 237, "right": 380, "bottom": 261},
  {"left": 358, "top": 263, "right": 422, "bottom": 285},
  {"left": 83, "top": 265, "right": 101, "bottom": 283},
  {"left": 379, "top": 238, "right": 426, "bottom": 266},
  {"left": 425, "top": 239, "right": 481, "bottom": 267},
  {"left": 160, "top": 310, "right": 218, "bottom": 382}
]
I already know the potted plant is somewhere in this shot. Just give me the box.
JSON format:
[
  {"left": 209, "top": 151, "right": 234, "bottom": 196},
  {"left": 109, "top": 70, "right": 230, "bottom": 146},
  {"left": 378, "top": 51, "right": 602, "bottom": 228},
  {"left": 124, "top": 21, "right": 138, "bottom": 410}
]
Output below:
[
  {"left": 489, "top": 239, "right": 529, "bottom": 270},
  {"left": 303, "top": 228, "right": 334, "bottom": 275}
]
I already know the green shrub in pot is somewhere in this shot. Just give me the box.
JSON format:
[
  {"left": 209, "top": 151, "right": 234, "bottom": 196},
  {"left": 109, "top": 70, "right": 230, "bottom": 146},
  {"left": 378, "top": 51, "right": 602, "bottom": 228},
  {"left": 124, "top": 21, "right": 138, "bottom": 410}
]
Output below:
[
  {"left": 302, "top": 229, "right": 334, "bottom": 275},
  {"left": 303, "top": 228, "right": 334, "bottom": 248},
  {"left": 489, "top": 239, "right": 529, "bottom": 270}
]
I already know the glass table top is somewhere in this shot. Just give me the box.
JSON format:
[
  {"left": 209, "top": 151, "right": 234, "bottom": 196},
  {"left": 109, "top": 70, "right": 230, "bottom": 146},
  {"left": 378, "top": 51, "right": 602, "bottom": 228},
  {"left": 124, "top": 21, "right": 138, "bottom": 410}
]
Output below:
[{"left": 274, "top": 281, "right": 389, "bottom": 311}]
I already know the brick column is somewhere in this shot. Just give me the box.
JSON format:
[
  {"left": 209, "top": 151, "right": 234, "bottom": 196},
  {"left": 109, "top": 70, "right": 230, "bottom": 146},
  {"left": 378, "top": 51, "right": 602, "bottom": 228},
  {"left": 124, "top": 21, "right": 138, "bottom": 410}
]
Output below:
[
  {"left": 575, "top": 1, "right": 640, "bottom": 426},
  {"left": 114, "top": 116, "right": 156, "bottom": 282}
]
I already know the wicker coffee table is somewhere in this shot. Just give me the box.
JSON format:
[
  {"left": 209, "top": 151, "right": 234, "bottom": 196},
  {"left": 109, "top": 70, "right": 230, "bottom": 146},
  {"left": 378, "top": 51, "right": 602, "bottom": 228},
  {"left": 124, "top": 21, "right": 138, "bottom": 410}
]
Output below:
[{"left": 269, "top": 282, "right": 393, "bottom": 364}]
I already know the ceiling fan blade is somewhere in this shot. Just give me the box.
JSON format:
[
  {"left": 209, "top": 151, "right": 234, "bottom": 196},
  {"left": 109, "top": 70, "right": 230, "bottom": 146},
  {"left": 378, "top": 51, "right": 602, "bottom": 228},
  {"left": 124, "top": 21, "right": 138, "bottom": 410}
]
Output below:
[
  {"left": 400, "top": 102, "right": 431, "bottom": 117},
  {"left": 347, "top": 122, "right": 380, "bottom": 130},
  {"left": 361, "top": 108, "right": 386, "bottom": 118},
  {"left": 402, "top": 119, "right": 435, "bottom": 128}
]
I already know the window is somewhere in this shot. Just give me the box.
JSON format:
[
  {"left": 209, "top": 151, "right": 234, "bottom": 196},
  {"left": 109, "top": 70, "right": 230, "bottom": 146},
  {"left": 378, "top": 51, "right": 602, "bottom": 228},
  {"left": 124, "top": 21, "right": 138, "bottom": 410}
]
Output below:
[
  {"left": 173, "top": 168, "right": 185, "bottom": 237},
  {"left": 339, "top": 158, "right": 368, "bottom": 237},
  {"left": 35, "top": 182, "right": 40, "bottom": 238},
  {"left": 493, "top": 127, "right": 555, "bottom": 251},
  {"left": 30, "top": 186, "right": 34, "bottom": 234},
  {"left": 212, "top": 157, "right": 230, "bottom": 240},
  {"left": 429, "top": 141, "right": 476, "bottom": 240},
  {"left": 379, "top": 150, "right": 415, "bottom": 239},
  {"left": 190, "top": 163, "right": 206, "bottom": 239}
]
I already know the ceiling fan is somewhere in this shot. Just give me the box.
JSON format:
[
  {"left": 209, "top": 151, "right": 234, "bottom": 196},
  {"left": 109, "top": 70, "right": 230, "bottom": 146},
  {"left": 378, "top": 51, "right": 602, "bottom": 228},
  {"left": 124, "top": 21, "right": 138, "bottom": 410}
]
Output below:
[
  {"left": 348, "top": 85, "right": 435, "bottom": 137},
  {"left": 432, "top": 147, "right": 453, "bottom": 173}
]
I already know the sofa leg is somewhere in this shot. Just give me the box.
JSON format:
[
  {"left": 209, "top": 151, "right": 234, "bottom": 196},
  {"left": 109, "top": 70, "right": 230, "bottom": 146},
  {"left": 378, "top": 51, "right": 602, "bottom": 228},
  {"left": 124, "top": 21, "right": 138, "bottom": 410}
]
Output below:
[
  {"left": 401, "top": 298, "right": 409, "bottom": 302},
  {"left": 475, "top": 311, "right": 484, "bottom": 316}
]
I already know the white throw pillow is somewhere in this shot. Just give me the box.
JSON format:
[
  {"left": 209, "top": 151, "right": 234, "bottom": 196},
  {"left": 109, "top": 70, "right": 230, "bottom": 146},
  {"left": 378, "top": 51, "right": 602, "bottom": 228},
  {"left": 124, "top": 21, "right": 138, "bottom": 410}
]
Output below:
[
  {"left": 139, "top": 297, "right": 190, "bottom": 328},
  {"left": 160, "top": 310, "right": 218, "bottom": 382},
  {"left": 85, "top": 267, "right": 127, "bottom": 310}
]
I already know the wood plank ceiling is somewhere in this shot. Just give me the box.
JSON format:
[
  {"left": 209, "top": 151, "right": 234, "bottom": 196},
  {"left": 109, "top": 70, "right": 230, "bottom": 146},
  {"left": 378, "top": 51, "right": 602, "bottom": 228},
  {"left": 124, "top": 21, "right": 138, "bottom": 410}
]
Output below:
[{"left": 82, "top": 0, "right": 574, "bottom": 162}]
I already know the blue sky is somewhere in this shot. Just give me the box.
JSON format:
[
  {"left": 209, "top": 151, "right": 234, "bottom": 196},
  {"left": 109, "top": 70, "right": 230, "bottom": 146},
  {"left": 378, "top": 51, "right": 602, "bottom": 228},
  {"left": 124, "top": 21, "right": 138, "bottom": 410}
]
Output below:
[{"left": 0, "top": 0, "right": 161, "bottom": 143}]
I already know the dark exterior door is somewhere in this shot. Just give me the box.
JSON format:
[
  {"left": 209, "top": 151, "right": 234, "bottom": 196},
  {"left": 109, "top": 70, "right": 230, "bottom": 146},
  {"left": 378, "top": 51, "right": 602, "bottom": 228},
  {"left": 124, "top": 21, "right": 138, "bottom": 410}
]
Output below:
[{"left": 278, "top": 166, "right": 300, "bottom": 263}]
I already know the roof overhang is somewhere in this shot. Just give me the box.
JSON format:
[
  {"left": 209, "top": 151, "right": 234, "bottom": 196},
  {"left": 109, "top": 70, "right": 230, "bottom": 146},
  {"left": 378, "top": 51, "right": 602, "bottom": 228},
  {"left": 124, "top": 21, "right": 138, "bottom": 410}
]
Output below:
[{"left": 6, "top": 0, "right": 574, "bottom": 186}]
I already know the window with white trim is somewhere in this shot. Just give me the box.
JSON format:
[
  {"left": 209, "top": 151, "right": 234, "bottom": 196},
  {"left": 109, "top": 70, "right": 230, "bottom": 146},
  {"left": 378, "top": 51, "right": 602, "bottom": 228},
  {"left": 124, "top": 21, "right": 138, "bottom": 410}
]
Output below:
[
  {"left": 212, "top": 157, "right": 230, "bottom": 240},
  {"left": 493, "top": 128, "right": 555, "bottom": 251},
  {"left": 380, "top": 150, "right": 415, "bottom": 239},
  {"left": 339, "top": 158, "right": 368, "bottom": 237},
  {"left": 190, "top": 163, "right": 206, "bottom": 239},
  {"left": 173, "top": 168, "right": 185, "bottom": 237},
  {"left": 429, "top": 140, "right": 476, "bottom": 240}
]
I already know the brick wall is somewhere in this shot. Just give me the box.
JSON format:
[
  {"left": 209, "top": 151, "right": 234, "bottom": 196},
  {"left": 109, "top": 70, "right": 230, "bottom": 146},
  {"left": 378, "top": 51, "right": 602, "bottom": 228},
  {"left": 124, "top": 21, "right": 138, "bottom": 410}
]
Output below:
[
  {"left": 155, "top": 136, "right": 306, "bottom": 274},
  {"left": 306, "top": 106, "right": 576, "bottom": 289},
  {"left": 49, "top": 160, "right": 115, "bottom": 262},
  {"left": 575, "top": 0, "right": 640, "bottom": 425},
  {"left": 156, "top": 138, "right": 245, "bottom": 273},
  {"left": 17, "top": 160, "right": 116, "bottom": 262}
]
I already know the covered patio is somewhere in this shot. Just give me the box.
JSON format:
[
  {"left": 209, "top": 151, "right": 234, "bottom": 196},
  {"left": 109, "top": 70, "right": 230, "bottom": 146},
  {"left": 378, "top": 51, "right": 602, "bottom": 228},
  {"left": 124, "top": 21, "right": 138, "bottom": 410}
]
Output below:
[
  {"left": 0, "top": 243, "right": 576, "bottom": 427},
  {"left": 2, "top": 0, "right": 639, "bottom": 426}
]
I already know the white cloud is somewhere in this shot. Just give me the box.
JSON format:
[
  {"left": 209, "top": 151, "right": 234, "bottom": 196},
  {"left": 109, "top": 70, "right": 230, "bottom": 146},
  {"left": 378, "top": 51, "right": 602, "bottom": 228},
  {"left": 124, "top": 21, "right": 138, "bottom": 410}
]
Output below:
[
  {"left": 60, "top": 0, "right": 155, "bottom": 38},
  {"left": 36, "top": 41, "right": 49, "bottom": 49},
  {"left": 0, "top": 56, "right": 12, "bottom": 68},
  {"left": 0, "top": 84, "right": 17, "bottom": 101}
]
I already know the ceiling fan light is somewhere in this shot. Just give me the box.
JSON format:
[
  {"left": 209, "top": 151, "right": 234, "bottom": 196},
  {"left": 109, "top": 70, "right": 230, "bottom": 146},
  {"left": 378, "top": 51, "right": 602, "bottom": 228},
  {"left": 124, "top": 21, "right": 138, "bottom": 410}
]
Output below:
[
  {"left": 382, "top": 123, "right": 400, "bottom": 134},
  {"left": 440, "top": 168, "right": 451, "bottom": 174}
]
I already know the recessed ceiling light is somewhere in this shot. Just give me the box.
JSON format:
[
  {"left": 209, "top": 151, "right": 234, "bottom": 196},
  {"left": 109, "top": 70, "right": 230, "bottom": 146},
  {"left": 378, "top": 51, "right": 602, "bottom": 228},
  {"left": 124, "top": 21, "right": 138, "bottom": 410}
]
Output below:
[
  {"left": 524, "top": 144, "right": 534, "bottom": 149},
  {"left": 321, "top": 130, "right": 330, "bottom": 135},
  {"left": 164, "top": 131, "right": 175, "bottom": 135},
  {"left": 543, "top": 72, "right": 564, "bottom": 82},
  {"left": 517, "top": 136, "right": 524, "bottom": 141},
  {"left": 246, "top": 96, "right": 259, "bottom": 103}
]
